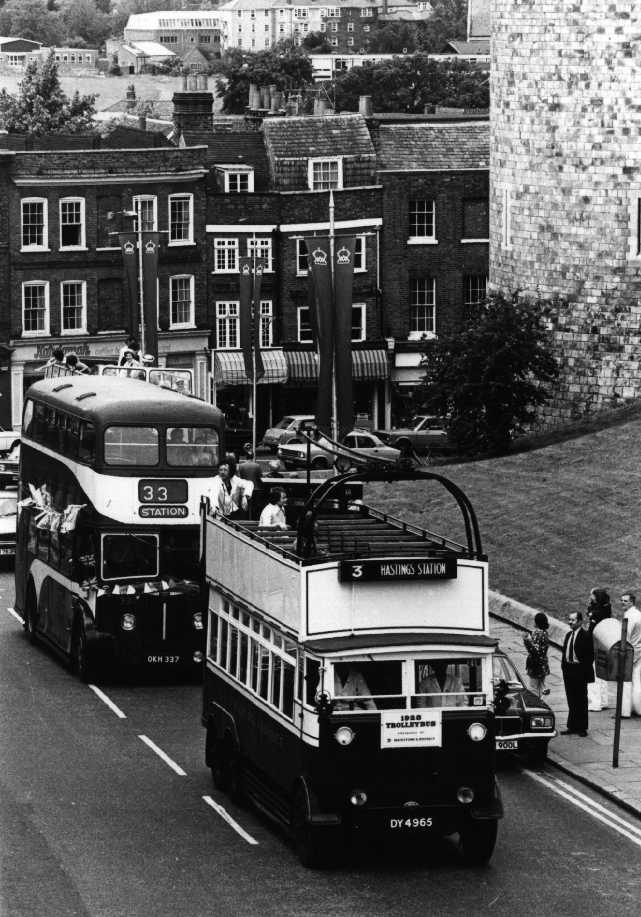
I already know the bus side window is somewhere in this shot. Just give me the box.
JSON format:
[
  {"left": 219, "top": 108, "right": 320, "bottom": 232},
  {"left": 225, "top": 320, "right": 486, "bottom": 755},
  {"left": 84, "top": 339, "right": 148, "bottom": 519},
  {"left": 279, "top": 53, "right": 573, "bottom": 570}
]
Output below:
[
  {"left": 44, "top": 407, "right": 58, "bottom": 451},
  {"left": 282, "top": 659, "right": 295, "bottom": 718},
  {"left": 79, "top": 422, "right": 95, "bottom": 463},
  {"left": 305, "top": 658, "right": 320, "bottom": 705},
  {"left": 33, "top": 402, "right": 47, "bottom": 443}
]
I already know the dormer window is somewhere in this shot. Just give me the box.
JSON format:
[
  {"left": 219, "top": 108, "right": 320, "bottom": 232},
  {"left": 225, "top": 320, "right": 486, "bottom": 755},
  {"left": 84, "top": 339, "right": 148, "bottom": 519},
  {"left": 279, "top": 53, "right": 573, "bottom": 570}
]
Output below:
[
  {"left": 217, "top": 165, "right": 255, "bottom": 193},
  {"left": 308, "top": 157, "right": 342, "bottom": 191}
]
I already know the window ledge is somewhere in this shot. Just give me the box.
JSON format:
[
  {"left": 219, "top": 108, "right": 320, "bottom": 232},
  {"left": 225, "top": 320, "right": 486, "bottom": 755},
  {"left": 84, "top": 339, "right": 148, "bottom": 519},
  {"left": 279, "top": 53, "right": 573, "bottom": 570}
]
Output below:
[
  {"left": 167, "top": 240, "right": 196, "bottom": 247},
  {"left": 407, "top": 331, "right": 436, "bottom": 341},
  {"left": 22, "top": 330, "right": 50, "bottom": 337},
  {"left": 59, "top": 246, "right": 88, "bottom": 252},
  {"left": 20, "top": 247, "right": 51, "bottom": 253},
  {"left": 461, "top": 238, "right": 489, "bottom": 244},
  {"left": 61, "top": 329, "right": 87, "bottom": 336},
  {"left": 407, "top": 237, "right": 438, "bottom": 246},
  {"left": 96, "top": 246, "right": 120, "bottom": 252},
  {"left": 169, "top": 323, "right": 196, "bottom": 331}
]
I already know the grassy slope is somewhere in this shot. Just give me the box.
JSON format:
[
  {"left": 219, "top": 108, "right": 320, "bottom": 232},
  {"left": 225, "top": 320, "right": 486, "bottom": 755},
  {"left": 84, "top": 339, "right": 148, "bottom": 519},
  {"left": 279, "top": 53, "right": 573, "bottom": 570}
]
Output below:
[{"left": 368, "top": 418, "right": 641, "bottom": 618}]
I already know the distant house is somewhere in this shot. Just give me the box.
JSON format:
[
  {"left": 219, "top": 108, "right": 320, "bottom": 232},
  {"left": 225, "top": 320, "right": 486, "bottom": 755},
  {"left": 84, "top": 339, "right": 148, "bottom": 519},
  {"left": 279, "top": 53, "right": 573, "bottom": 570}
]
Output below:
[
  {"left": 124, "top": 10, "right": 222, "bottom": 62},
  {"left": 0, "top": 37, "right": 42, "bottom": 69},
  {"left": 117, "top": 41, "right": 177, "bottom": 75}
]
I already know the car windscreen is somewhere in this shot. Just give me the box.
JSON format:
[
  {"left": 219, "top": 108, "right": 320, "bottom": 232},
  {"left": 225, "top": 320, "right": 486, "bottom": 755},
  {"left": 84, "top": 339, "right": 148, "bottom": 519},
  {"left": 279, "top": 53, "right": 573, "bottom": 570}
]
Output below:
[
  {"left": 492, "top": 655, "right": 523, "bottom": 689},
  {"left": 274, "top": 417, "right": 295, "bottom": 430},
  {"left": 101, "top": 533, "right": 159, "bottom": 580},
  {"left": 104, "top": 427, "right": 159, "bottom": 466}
]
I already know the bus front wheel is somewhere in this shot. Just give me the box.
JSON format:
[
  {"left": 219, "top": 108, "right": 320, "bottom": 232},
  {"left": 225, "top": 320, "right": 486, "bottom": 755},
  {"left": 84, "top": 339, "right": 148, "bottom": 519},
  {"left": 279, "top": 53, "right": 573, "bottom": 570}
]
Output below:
[
  {"left": 459, "top": 818, "right": 498, "bottom": 866},
  {"left": 71, "top": 619, "right": 93, "bottom": 683},
  {"left": 291, "top": 785, "right": 337, "bottom": 869},
  {"left": 24, "top": 583, "right": 38, "bottom": 645}
]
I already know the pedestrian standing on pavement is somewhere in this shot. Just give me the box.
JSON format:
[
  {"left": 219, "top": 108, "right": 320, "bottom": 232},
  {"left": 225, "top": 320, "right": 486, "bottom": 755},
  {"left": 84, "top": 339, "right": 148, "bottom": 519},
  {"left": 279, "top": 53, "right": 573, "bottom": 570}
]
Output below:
[
  {"left": 523, "top": 612, "right": 551, "bottom": 697},
  {"left": 561, "top": 610, "right": 595, "bottom": 737},
  {"left": 587, "top": 587, "right": 612, "bottom": 712},
  {"left": 619, "top": 592, "right": 641, "bottom": 716}
]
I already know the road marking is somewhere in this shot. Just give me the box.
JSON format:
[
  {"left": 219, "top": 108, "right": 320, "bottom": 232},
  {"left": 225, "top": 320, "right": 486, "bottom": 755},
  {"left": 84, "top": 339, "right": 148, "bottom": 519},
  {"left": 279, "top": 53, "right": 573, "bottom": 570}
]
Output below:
[
  {"left": 138, "top": 734, "right": 187, "bottom": 776},
  {"left": 202, "top": 795, "right": 259, "bottom": 845},
  {"left": 7, "top": 607, "right": 23, "bottom": 624},
  {"left": 88, "top": 685, "right": 127, "bottom": 719},
  {"left": 526, "top": 770, "right": 641, "bottom": 847}
]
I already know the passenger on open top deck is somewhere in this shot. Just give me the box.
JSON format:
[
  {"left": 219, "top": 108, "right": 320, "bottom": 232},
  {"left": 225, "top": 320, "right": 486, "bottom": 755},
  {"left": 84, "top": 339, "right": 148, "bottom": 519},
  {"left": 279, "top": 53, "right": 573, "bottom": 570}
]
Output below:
[
  {"left": 209, "top": 459, "right": 254, "bottom": 519},
  {"left": 258, "top": 487, "right": 288, "bottom": 529}
]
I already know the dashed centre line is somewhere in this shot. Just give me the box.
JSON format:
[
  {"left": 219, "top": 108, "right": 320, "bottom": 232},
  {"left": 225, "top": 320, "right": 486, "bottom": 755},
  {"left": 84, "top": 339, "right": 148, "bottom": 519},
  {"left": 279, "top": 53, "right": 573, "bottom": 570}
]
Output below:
[
  {"left": 88, "top": 684, "right": 127, "bottom": 719},
  {"left": 138, "top": 734, "right": 187, "bottom": 776}
]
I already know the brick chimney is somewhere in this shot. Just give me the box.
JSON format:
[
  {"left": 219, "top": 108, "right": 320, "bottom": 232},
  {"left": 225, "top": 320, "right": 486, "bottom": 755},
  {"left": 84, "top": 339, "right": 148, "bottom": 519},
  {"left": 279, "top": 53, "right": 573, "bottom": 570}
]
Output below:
[{"left": 172, "top": 72, "right": 213, "bottom": 134}]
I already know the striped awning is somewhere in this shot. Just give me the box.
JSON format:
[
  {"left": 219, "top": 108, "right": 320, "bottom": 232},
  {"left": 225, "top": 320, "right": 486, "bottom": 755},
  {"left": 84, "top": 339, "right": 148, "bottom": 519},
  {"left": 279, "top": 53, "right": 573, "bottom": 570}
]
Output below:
[
  {"left": 213, "top": 349, "right": 287, "bottom": 386},
  {"left": 352, "top": 349, "right": 390, "bottom": 381},
  {"left": 284, "top": 350, "right": 319, "bottom": 382},
  {"left": 284, "top": 348, "right": 389, "bottom": 382}
]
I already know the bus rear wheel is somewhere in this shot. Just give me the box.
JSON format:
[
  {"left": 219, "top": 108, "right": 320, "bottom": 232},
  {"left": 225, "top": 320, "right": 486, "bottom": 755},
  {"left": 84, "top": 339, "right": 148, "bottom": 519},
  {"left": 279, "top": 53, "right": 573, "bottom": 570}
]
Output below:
[
  {"left": 208, "top": 729, "right": 243, "bottom": 802},
  {"left": 459, "top": 819, "right": 498, "bottom": 866}
]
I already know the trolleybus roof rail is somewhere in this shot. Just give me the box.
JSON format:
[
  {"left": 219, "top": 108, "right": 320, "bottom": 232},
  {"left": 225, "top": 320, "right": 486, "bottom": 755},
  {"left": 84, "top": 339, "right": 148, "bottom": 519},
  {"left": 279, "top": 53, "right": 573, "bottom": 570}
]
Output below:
[{"left": 295, "top": 466, "right": 484, "bottom": 560}]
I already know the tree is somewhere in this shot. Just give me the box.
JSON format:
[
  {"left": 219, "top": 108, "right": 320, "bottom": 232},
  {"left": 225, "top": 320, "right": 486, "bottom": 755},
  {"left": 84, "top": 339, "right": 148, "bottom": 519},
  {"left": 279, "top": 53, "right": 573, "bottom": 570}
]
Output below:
[
  {"left": 0, "top": 0, "right": 65, "bottom": 45},
  {"left": 216, "top": 43, "right": 313, "bottom": 114},
  {"left": 333, "top": 55, "right": 489, "bottom": 113},
  {"left": 302, "top": 31, "right": 332, "bottom": 53},
  {"left": 0, "top": 52, "right": 96, "bottom": 135},
  {"left": 58, "top": 0, "right": 113, "bottom": 48},
  {"left": 414, "top": 0, "right": 468, "bottom": 52},
  {"left": 368, "top": 23, "right": 420, "bottom": 54},
  {"left": 417, "top": 294, "right": 559, "bottom": 456}
]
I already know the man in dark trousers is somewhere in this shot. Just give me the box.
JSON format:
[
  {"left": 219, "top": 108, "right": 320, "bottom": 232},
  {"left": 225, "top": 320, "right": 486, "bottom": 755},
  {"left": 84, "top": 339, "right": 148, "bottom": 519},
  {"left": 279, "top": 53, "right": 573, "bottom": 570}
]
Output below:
[{"left": 561, "top": 611, "right": 595, "bottom": 737}]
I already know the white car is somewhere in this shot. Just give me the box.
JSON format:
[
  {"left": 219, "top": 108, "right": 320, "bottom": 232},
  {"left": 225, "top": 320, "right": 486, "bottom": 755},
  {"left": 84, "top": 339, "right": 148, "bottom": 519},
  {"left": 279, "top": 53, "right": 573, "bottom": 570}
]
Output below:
[
  {"left": 278, "top": 431, "right": 401, "bottom": 469},
  {"left": 261, "top": 415, "right": 316, "bottom": 452},
  {"left": 0, "top": 427, "right": 19, "bottom": 454},
  {"left": 0, "top": 490, "right": 17, "bottom": 558}
]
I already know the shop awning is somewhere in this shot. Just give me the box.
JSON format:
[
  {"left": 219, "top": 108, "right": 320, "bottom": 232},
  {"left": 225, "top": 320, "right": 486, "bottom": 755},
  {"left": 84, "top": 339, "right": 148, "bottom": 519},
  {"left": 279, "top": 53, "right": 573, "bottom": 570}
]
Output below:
[
  {"left": 284, "top": 348, "right": 389, "bottom": 382},
  {"left": 213, "top": 349, "right": 287, "bottom": 386},
  {"left": 351, "top": 349, "right": 389, "bottom": 381},
  {"left": 284, "top": 349, "right": 318, "bottom": 382}
]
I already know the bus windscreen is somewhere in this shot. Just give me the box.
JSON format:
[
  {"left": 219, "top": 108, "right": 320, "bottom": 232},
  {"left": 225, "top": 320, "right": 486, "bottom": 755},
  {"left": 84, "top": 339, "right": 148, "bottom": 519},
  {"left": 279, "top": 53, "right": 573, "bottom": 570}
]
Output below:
[{"left": 101, "top": 533, "right": 159, "bottom": 580}]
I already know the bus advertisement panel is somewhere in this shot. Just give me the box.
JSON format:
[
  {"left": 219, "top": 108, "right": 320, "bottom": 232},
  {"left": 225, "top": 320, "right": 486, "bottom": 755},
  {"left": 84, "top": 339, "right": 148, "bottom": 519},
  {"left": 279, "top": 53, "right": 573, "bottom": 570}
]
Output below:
[{"left": 16, "top": 375, "right": 224, "bottom": 681}]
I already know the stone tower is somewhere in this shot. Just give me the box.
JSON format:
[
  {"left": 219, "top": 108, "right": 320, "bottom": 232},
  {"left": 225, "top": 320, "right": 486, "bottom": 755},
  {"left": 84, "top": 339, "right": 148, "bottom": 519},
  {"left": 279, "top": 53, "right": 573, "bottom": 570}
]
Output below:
[{"left": 490, "top": 1, "right": 641, "bottom": 422}]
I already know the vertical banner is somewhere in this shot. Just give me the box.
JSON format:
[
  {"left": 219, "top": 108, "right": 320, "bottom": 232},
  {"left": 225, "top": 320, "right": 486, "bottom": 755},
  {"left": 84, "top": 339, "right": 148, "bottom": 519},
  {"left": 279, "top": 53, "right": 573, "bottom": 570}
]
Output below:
[
  {"left": 334, "top": 236, "right": 356, "bottom": 440},
  {"left": 239, "top": 256, "right": 266, "bottom": 382},
  {"left": 306, "top": 237, "right": 333, "bottom": 434},
  {"left": 118, "top": 232, "right": 139, "bottom": 337},
  {"left": 141, "top": 231, "right": 161, "bottom": 361}
]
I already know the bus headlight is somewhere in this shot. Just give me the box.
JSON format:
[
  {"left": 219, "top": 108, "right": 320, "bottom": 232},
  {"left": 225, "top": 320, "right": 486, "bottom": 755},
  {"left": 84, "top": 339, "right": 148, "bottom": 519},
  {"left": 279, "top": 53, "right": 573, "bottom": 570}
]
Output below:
[
  {"left": 457, "top": 786, "right": 475, "bottom": 804},
  {"left": 192, "top": 612, "right": 204, "bottom": 631},
  {"left": 121, "top": 613, "right": 136, "bottom": 632},
  {"left": 334, "top": 726, "right": 355, "bottom": 746},
  {"left": 467, "top": 722, "right": 487, "bottom": 742},
  {"left": 349, "top": 789, "right": 367, "bottom": 806}
]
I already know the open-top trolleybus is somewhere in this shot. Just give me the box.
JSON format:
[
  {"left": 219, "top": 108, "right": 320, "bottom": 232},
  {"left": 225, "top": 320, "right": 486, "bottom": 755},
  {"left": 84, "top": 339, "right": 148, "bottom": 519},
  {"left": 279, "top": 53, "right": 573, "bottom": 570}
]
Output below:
[
  {"left": 201, "top": 466, "right": 503, "bottom": 867},
  {"left": 16, "top": 374, "right": 224, "bottom": 681}
]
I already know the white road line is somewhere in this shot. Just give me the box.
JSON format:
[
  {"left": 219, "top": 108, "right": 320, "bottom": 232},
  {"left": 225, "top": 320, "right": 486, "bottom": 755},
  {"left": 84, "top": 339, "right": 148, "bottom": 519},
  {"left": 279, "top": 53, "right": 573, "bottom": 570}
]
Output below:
[
  {"left": 138, "top": 734, "right": 187, "bottom": 776},
  {"left": 202, "top": 795, "right": 259, "bottom": 845},
  {"left": 7, "top": 607, "right": 23, "bottom": 624},
  {"left": 526, "top": 770, "right": 641, "bottom": 848},
  {"left": 553, "top": 776, "right": 641, "bottom": 839},
  {"left": 88, "top": 684, "right": 127, "bottom": 719}
]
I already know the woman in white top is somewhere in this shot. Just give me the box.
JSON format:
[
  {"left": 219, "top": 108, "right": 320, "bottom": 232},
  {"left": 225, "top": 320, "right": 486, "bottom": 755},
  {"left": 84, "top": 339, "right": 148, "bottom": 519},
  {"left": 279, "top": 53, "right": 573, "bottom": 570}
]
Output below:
[
  {"left": 258, "top": 487, "right": 288, "bottom": 528},
  {"left": 209, "top": 461, "right": 254, "bottom": 518}
]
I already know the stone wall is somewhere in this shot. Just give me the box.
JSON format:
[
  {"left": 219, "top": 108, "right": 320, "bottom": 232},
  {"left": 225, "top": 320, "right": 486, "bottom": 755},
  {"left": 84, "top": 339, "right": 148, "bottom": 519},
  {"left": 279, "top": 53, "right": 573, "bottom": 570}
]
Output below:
[{"left": 490, "top": 0, "right": 641, "bottom": 424}]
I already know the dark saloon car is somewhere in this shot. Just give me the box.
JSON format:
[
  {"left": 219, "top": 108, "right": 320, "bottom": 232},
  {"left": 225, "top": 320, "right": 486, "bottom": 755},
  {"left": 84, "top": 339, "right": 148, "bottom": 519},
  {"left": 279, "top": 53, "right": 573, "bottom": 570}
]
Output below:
[
  {"left": 493, "top": 651, "right": 556, "bottom": 764},
  {"left": 0, "top": 443, "right": 19, "bottom": 489}
]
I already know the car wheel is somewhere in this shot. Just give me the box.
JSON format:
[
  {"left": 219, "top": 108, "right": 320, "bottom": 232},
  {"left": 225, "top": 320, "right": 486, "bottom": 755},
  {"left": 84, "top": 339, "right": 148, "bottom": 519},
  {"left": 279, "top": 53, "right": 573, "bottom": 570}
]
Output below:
[
  {"left": 525, "top": 740, "right": 549, "bottom": 767},
  {"left": 459, "top": 819, "right": 498, "bottom": 866},
  {"left": 311, "top": 456, "right": 329, "bottom": 470},
  {"left": 24, "top": 581, "right": 38, "bottom": 645}
]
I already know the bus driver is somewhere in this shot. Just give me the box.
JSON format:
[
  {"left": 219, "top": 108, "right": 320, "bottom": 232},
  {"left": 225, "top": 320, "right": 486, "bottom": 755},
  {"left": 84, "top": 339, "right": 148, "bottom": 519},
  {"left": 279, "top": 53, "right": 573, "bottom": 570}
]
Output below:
[{"left": 333, "top": 663, "right": 376, "bottom": 711}]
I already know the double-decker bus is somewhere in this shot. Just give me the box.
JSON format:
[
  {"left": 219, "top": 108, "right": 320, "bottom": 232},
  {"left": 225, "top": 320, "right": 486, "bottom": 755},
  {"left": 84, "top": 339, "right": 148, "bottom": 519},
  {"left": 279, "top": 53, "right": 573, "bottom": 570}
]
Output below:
[
  {"left": 16, "top": 374, "right": 224, "bottom": 681},
  {"left": 201, "top": 467, "right": 503, "bottom": 867}
]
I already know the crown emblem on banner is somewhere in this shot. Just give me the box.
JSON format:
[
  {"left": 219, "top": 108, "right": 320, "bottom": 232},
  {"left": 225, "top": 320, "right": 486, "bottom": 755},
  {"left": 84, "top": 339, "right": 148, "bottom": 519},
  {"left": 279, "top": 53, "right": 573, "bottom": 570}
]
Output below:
[
  {"left": 144, "top": 240, "right": 156, "bottom": 254},
  {"left": 123, "top": 241, "right": 135, "bottom": 255},
  {"left": 336, "top": 246, "right": 351, "bottom": 265},
  {"left": 241, "top": 263, "right": 251, "bottom": 275},
  {"left": 312, "top": 247, "right": 328, "bottom": 265}
]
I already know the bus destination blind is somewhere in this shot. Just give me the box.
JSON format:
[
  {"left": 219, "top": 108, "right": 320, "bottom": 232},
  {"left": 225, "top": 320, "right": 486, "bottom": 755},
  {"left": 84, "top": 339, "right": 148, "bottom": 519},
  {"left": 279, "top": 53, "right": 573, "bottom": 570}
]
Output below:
[
  {"left": 338, "top": 557, "right": 457, "bottom": 582},
  {"left": 138, "top": 479, "right": 188, "bottom": 518}
]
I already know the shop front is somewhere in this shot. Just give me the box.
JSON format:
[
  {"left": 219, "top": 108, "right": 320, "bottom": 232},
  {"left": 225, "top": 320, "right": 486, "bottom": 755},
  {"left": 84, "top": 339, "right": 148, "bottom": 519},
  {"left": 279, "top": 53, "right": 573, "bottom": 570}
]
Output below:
[{"left": 211, "top": 349, "right": 288, "bottom": 443}]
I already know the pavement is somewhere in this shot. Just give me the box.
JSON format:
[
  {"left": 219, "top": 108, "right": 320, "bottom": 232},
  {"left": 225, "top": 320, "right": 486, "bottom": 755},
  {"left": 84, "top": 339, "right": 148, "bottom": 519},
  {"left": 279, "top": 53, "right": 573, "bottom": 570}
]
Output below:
[{"left": 490, "top": 591, "right": 641, "bottom": 819}]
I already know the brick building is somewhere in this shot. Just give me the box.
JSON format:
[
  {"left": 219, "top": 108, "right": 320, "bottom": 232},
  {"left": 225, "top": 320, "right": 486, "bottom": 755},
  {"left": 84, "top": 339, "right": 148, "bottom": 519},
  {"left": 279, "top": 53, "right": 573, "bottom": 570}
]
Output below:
[
  {"left": 1, "top": 135, "right": 209, "bottom": 429},
  {"left": 490, "top": 0, "right": 641, "bottom": 423}
]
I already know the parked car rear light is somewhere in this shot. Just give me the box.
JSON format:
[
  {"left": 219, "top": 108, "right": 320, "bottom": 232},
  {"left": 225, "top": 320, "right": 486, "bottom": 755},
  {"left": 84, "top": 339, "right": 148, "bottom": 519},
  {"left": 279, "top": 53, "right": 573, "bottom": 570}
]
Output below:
[{"left": 530, "top": 715, "right": 554, "bottom": 729}]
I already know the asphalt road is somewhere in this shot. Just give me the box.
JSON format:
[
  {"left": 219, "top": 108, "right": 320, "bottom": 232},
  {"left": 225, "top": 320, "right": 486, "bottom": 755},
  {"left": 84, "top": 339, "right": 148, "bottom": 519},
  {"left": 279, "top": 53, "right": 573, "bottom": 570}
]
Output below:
[{"left": 1, "top": 568, "right": 641, "bottom": 917}]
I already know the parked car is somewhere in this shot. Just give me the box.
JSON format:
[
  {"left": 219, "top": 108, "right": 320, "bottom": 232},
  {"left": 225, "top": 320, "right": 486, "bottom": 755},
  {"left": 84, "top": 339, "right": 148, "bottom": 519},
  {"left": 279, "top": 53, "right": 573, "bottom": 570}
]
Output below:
[
  {"left": 278, "top": 430, "right": 401, "bottom": 469},
  {"left": 0, "top": 443, "right": 19, "bottom": 489},
  {"left": 493, "top": 650, "right": 556, "bottom": 764},
  {"left": 0, "top": 490, "right": 17, "bottom": 559},
  {"left": 375, "top": 415, "right": 451, "bottom": 455},
  {"left": 0, "top": 426, "right": 20, "bottom": 454},
  {"left": 261, "top": 415, "right": 316, "bottom": 452}
]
